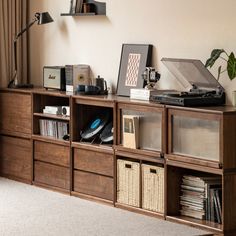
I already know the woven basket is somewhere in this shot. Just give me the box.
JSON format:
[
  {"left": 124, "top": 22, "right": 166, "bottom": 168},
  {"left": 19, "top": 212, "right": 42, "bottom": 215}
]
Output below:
[
  {"left": 117, "top": 159, "right": 140, "bottom": 207},
  {"left": 142, "top": 164, "right": 164, "bottom": 213}
]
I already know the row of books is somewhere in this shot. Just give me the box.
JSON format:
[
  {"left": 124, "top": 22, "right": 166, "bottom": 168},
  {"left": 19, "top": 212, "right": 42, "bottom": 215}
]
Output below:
[
  {"left": 39, "top": 119, "right": 69, "bottom": 140},
  {"left": 180, "top": 175, "right": 222, "bottom": 224}
]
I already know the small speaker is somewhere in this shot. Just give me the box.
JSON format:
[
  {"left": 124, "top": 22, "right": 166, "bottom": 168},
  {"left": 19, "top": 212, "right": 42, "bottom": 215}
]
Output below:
[{"left": 62, "top": 106, "right": 70, "bottom": 116}]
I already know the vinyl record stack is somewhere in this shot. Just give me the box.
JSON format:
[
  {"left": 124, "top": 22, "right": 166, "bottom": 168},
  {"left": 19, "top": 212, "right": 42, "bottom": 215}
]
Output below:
[{"left": 180, "top": 175, "right": 222, "bottom": 223}]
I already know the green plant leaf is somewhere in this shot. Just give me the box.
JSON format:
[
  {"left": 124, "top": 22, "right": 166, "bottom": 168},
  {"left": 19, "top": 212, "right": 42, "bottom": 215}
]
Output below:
[
  {"left": 217, "top": 66, "right": 222, "bottom": 81},
  {"left": 227, "top": 52, "right": 236, "bottom": 80},
  {"left": 205, "top": 49, "right": 225, "bottom": 68}
]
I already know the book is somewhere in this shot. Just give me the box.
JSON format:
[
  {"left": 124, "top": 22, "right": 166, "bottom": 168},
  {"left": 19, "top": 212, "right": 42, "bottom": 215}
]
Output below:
[
  {"left": 65, "top": 64, "right": 90, "bottom": 92},
  {"left": 70, "top": 0, "right": 77, "bottom": 13},
  {"left": 75, "top": 0, "right": 83, "bottom": 13}
]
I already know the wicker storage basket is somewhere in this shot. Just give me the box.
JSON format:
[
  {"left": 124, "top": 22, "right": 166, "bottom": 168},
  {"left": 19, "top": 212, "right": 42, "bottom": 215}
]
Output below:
[
  {"left": 117, "top": 159, "right": 140, "bottom": 207},
  {"left": 142, "top": 164, "right": 164, "bottom": 213}
]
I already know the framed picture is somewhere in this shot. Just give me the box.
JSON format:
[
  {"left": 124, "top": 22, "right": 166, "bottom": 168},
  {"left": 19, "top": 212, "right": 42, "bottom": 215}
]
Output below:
[{"left": 116, "top": 44, "right": 153, "bottom": 97}]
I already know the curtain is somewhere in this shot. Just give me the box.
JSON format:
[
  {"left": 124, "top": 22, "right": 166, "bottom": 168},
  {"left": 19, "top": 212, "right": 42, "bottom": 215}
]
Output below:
[{"left": 0, "top": 0, "right": 29, "bottom": 87}]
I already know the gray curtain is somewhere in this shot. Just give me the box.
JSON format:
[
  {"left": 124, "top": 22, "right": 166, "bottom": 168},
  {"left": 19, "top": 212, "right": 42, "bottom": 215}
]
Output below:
[{"left": 0, "top": 0, "right": 29, "bottom": 87}]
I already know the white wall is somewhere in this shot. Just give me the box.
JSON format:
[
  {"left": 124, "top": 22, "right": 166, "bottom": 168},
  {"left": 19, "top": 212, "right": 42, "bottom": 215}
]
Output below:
[{"left": 29, "top": 0, "right": 236, "bottom": 103}]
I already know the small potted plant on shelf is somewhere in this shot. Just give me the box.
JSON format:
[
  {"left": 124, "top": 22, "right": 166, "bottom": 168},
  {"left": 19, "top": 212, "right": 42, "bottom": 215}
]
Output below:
[{"left": 205, "top": 49, "right": 236, "bottom": 81}]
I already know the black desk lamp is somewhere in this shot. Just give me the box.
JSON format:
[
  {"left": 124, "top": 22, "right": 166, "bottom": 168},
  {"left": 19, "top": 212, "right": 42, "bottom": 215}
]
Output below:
[{"left": 8, "top": 12, "right": 54, "bottom": 88}]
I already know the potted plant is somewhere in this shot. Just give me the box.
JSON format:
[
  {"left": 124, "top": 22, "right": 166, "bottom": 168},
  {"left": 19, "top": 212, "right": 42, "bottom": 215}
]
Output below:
[{"left": 205, "top": 49, "right": 236, "bottom": 81}]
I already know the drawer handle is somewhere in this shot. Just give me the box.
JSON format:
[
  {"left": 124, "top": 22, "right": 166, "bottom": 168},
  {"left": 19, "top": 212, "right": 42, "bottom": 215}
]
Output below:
[
  {"left": 150, "top": 169, "right": 157, "bottom": 174},
  {"left": 125, "top": 164, "right": 132, "bottom": 169}
]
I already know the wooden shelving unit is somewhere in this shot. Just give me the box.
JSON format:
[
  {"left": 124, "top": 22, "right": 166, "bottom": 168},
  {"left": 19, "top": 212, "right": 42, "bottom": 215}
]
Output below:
[{"left": 1, "top": 88, "right": 236, "bottom": 235}]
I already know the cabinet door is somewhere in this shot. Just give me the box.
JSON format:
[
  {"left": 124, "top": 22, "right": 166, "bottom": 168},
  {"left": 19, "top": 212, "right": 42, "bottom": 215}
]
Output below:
[
  {"left": 0, "top": 92, "right": 31, "bottom": 136},
  {"left": 118, "top": 104, "right": 164, "bottom": 152},
  {"left": 0, "top": 135, "right": 31, "bottom": 181},
  {"left": 168, "top": 109, "right": 221, "bottom": 163}
]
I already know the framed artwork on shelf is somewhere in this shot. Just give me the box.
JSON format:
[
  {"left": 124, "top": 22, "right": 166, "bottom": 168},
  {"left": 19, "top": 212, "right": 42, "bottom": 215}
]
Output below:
[{"left": 116, "top": 44, "right": 153, "bottom": 97}]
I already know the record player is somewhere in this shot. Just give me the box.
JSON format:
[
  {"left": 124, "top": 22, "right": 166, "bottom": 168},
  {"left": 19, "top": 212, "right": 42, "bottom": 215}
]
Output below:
[{"left": 151, "top": 58, "right": 225, "bottom": 106}]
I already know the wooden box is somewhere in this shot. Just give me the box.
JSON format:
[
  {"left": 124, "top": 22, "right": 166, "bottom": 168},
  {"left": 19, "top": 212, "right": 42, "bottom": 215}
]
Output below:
[{"left": 117, "top": 159, "right": 140, "bottom": 207}]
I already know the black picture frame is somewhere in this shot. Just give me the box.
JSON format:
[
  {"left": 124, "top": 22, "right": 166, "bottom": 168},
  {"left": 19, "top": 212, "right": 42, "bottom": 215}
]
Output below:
[{"left": 116, "top": 44, "right": 153, "bottom": 97}]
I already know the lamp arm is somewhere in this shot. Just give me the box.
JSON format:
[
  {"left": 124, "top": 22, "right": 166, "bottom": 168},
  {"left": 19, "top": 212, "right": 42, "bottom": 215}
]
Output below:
[{"left": 15, "top": 13, "right": 39, "bottom": 40}]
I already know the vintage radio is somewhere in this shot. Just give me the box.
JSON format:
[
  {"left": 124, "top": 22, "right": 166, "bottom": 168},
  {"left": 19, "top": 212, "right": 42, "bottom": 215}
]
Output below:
[{"left": 43, "top": 66, "right": 66, "bottom": 91}]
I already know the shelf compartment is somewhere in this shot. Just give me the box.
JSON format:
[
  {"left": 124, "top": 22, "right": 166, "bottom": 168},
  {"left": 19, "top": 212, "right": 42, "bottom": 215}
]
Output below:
[
  {"left": 34, "top": 161, "right": 70, "bottom": 190},
  {"left": 166, "top": 164, "right": 223, "bottom": 232},
  {"left": 117, "top": 103, "right": 165, "bottom": 153},
  {"left": 73, "top": 147, "right": 114, "bottom": 177},
  {"left": 34, "top": 140, "right": 70, "bottom": 167},
  {"left": 71, "top": 100, "right": 115, "bottom": 145},
  {"left": 73, "top": 170, "right": 114, "bottom": 201},
  {"left": 33, "top": 112, "right": 70, "bottom": 121}
]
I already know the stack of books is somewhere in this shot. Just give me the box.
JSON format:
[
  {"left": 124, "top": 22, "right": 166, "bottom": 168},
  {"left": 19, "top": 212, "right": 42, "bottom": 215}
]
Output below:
[
  {"left": 39, "top": 119, "right": 69, "bottom": 140},
  {"left": 180, "top": 175, "right": 222, "bottom": 223}
]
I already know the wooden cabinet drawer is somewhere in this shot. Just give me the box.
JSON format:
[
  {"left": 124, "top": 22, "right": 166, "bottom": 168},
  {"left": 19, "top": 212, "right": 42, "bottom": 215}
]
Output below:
[
  {"left": 74, "top": 170, "right": 113, "bottom": 201},
  {"left": 74, "top": 148, "right": 113, "bottom": 177},
  {"left": 34, "top": 141, "right": 69, "bottom": 167},
  {"left": 34, "top": 161, "right": 69, "bottom": 190},
  {"left": 0, "top": 92, "right": 31, "bottom": 136},
  {"left": 0, "top": 135, "right": 31, "bottom": 181}
]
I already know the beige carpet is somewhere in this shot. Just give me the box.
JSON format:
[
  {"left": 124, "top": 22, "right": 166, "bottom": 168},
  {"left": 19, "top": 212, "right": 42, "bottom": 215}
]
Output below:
[{"left": 0, "top": 177, "right": 209, "bottom": 236}]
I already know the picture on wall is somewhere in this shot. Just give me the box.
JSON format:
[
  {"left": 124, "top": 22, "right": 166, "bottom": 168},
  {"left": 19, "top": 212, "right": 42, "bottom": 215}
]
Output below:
[{"left": 116, "top": 44, "right": 153, "bottom": 97}]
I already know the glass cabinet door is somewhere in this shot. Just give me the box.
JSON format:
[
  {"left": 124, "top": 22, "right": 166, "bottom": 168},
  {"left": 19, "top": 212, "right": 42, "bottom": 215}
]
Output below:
[
  {"left": 169, "top": 110, "right": 220, "bottom": 162},
  {"left": 121, "top": 109, "right": 162, "bottom": 151}
]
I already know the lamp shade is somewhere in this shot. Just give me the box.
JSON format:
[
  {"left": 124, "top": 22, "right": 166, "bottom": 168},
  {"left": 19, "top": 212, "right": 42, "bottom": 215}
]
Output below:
[{"left": 36, "top": 12, "right": 54, "bottom": 25}]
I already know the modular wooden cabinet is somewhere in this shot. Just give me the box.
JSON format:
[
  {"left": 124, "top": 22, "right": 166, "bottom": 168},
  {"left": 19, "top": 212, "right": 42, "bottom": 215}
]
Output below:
[
  {"left": 166, "top": 106, "right": 236, "bottom": 234},
  {"left": 32, "top": 91, "right": 70, "bottom": 192},
  {"left": 71, "top": 95, "right": 116, "bottom": 203},
  {"left": 114, "top": 99, "right": 166, "bottom": 218},
  {"left": 1, "top": 89, "right": 236, "bottom": 235},
  {"left": 0, "top": 90, "right": 32, "bottom": 183}
]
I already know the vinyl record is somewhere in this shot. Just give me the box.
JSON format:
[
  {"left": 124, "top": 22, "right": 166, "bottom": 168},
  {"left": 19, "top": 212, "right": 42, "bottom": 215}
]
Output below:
[
  {"left": 100, "top": 121, "right": 113, "bottom": 143},
  {"left": 81, "top": 111, "right": 110, "bottom": 140}
]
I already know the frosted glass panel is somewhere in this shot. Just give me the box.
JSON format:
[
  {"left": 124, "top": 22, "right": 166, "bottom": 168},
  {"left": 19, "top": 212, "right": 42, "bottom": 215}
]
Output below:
[
  {"left": 172, "top": 116, "right": 220, "bottom": 161},
  {"left": 121, "top": 110, "right": 162, "bottom": 151}
]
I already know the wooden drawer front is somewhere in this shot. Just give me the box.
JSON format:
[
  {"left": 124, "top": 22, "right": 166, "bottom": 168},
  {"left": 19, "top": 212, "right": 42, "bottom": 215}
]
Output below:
[
  {"left": 0, "top": 136, "right": 31, "bottom": 180},
  {"left": 34, "top": 161, "right": 69, "bottom": 190},
  {"left": 74, "top": 148, "right": 113, "bottom": 177},
  {"left": 0, "top": 92, "right": 31, "bottom": 135},
  {"left": 74, "top": 170, "right": 113, "bottom": 200},
  {"left": 34, "top": 141, "right": 69, "bottom": 167}
]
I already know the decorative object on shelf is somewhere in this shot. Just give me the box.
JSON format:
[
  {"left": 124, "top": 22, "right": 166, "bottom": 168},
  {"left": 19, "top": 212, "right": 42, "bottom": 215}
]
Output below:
[
  {"left": 152, "top": 58, "right": 225, "bottom": 106},
  {"left": 95, "top": 75, "right": 108, "bottom": 95},
  {"left": 80, "top": 110, "right": 110, "bottom": 142},
  {"left": 43, "top": 66, "right": 66, "bottom": 91},
  {"left": 142, "top": 67, "right": 160, "bottom": 89},
  {"left": 123, "top": 115, "right": 139, "bottom": 149},
  {"left": 116, "top": 44, "right": 152, "bottom": 97},
  {"left": 205, "top": 49, "right": 236, "bottom": 81},
  {"left": 65, "top": 64, "right": 91, "bottom": 92},
  {"left": 8, "top": 12, "right": 53, "bottom": 89}
]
